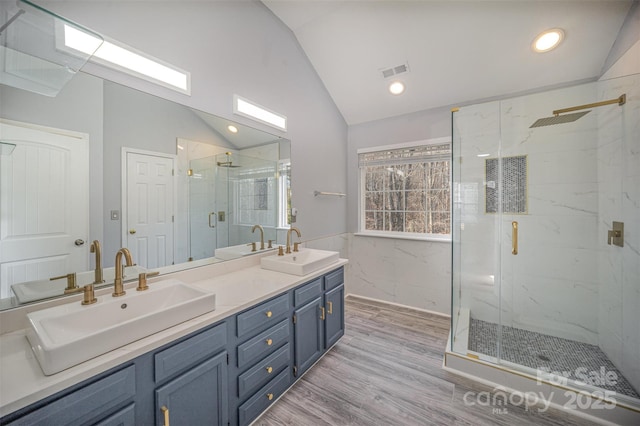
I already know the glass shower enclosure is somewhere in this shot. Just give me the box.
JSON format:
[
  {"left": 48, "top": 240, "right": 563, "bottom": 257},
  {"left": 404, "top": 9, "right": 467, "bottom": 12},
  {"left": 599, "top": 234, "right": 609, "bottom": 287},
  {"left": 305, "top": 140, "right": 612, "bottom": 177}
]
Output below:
[{"left": 451, "top": 73, "right": 639, "bottom": 407}]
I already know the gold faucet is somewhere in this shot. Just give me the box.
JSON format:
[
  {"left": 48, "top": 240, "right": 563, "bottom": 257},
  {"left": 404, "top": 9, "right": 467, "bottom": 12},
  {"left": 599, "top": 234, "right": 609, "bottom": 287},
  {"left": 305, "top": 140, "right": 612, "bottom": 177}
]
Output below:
[
  {"left": 113, "top": 248, "right": 133, "bottom": 297},
  {"left": 89, "top": 240, "right": 105, "bottom": 284},
  {"left": 252, "top": 224, "right": 265, "bottom": 250},
  {"left": 286, "top": 227, "right": 301, "bottom": 254}
]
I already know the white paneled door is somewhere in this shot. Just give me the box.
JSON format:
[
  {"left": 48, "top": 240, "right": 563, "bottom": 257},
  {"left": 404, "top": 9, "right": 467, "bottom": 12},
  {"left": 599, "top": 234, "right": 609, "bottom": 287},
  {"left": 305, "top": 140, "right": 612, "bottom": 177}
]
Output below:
[
  {"left": 0, "top": 120, "right": 89, "bottom": 298},
  {"left": 125, "top": 151, "right": 174, "bottom": 269}
]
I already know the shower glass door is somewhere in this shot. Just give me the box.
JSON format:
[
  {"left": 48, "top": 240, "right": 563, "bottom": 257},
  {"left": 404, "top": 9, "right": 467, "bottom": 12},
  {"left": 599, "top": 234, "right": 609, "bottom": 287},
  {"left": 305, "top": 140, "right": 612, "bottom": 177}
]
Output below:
[
  {"left": 188, "top": 156, "right": 217, "bottom": 261},
  {"left": 451, "top": 101, "right": 502, "bottom": 360}
]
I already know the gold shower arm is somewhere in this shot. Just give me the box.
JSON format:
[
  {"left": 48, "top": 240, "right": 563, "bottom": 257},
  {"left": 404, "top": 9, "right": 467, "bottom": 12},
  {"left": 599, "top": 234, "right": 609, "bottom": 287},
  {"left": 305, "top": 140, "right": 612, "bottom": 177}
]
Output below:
[{"left": 552, "top": 94, "right": 626, "bottom": 116}]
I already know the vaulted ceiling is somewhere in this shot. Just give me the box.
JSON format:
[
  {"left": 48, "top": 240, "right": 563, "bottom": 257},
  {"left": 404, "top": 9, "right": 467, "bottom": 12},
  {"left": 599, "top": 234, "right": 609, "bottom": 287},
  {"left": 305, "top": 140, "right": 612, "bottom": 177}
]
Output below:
[{"left": 263, "top": 0, "right": 633, "bottom": 125}]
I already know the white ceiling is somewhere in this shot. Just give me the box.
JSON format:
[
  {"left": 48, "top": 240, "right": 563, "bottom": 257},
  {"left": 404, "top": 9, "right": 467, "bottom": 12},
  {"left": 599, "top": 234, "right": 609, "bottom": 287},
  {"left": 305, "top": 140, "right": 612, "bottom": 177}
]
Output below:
[{"left": 262, "top": 0, "right": 633, "bottom": 125}]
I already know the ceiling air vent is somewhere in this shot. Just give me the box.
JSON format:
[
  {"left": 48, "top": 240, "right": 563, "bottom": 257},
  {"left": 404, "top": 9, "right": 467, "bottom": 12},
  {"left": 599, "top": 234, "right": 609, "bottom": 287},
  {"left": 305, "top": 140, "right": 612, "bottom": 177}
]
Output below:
[{"left": 380, "top": 62, "right": 410, "bottom": 79}]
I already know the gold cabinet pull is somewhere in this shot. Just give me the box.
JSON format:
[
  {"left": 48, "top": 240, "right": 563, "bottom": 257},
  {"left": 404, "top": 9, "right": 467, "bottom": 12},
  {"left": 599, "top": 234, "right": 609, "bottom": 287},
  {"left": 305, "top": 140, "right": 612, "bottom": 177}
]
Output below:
[
  {"left": 327, "top": 301, "right": 333, "bottom": 314},
  {"left": 266, "top": 338, "right": 273, "bottom": 346},
  {"left": 266, "top": 366, "right": 273, "bottom": 374},
  {"left": 512, "top": 221, "right": 518, "bottom": 255},
  {"left": 267, "top": 393, "right": 274, "bottom": 401},
  {"left": 266, "top": 310, "right": 273, "bottom": 318},
  {"left": 320, "top": 306, "right": 325, "bottom": 320},
  {"left": 161, "top": 406, "right": 170, "bottom": 426}
]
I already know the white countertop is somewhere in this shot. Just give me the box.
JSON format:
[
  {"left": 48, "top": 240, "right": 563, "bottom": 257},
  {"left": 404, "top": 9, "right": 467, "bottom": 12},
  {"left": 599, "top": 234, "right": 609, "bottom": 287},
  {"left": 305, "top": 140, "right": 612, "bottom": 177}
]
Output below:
[{"left": 0, "top": 257, "right": 347, "bottom": 417}]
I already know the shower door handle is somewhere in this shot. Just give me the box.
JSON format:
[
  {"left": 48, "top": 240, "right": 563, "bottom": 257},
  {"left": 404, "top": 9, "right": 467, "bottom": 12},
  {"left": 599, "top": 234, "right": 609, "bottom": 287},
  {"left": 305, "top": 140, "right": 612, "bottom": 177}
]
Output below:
[
  {"left": 208, "top": 212, "right": 216, "bottom": 228},
  {"left": 512, "top": 221, "right": 518, "bottom": 255}
]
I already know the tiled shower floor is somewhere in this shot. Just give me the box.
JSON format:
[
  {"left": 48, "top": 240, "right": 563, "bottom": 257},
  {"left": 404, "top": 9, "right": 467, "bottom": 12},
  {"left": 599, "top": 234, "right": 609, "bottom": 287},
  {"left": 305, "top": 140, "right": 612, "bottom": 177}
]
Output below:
[{"left": 468, "top": 318, "right": 640, "bottom": 399}]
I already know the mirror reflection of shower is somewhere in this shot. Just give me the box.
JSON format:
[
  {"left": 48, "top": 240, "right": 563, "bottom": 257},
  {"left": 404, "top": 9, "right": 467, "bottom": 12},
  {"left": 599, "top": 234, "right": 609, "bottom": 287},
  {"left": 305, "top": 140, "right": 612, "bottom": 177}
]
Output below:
[{"left": 187, "top": 150, "right": 280, "bottom": 262}]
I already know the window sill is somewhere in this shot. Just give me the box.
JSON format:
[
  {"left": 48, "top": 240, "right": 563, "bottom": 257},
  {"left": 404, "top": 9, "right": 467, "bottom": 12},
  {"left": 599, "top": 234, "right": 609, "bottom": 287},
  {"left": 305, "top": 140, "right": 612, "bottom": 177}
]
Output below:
[{"left": 354, "top": 232, "right": 451, "bottom": 243}]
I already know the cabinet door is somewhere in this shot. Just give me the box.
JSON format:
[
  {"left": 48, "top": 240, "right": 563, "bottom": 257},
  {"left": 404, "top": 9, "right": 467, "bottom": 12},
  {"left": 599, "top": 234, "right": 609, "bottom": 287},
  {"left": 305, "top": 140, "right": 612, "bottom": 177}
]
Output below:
[
  {"left": 293, "top": 297, "right": 323, "bottom": 376},
  {"left": 155, "top": 351, "right": 228, "bottom": 426},
  {"left": 324, "top": 284, "right": 345, "bottom": 348}
]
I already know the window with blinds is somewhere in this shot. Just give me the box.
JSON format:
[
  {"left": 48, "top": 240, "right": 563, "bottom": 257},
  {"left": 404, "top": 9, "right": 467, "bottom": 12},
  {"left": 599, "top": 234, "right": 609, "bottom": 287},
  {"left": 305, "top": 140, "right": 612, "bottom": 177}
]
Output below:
[{"left": 358, "top": 142, "right": 451, "bottom": 236}]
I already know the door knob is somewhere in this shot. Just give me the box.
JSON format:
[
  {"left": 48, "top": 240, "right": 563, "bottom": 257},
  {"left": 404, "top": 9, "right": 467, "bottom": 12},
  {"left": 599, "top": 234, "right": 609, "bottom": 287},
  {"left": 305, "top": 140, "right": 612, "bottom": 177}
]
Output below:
[
  {"left": 129, "top": 229, "right": 136, "bottom": 234},
  {"left": 74, "top": 239, "right": 85, "bottom": 246}
]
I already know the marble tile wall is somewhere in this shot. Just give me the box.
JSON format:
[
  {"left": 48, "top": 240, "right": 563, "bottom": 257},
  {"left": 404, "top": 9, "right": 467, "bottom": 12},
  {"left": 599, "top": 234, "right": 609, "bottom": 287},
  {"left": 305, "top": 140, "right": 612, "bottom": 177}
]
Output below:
[
  {"left": 347, "top": 235, "right": 452, "bottom": 314},
  {"left": 302, "top": 233, "right": 451, "bottom": 315}
]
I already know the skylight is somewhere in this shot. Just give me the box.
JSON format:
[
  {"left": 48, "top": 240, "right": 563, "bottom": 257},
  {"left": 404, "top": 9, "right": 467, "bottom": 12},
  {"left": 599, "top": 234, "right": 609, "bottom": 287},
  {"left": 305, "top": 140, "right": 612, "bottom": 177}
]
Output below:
[{"left": 64, "top": 24, "right": 190, "bottom": 94}]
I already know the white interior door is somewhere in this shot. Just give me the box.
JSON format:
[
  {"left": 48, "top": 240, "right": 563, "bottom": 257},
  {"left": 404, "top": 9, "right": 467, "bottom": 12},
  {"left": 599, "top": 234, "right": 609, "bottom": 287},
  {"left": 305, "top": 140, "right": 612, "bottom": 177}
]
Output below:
[
  {"left": 125, "top": 151, "right": 174, "bottom": 269},
  {"left": 0, "top": 120, "right": 89, "bottom": 298}
]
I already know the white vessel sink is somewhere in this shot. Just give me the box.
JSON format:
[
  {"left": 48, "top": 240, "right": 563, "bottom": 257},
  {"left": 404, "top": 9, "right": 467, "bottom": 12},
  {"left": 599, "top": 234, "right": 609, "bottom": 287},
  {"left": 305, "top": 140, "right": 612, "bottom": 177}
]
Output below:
[
  {"left": 26, "top": 279, "right": 216, "bottom": 375},
  {"left": 260, "top": 249, "right": 339, "bottom": 276},
  {"left": 215, "top": 243, "right": 271, "bottom": 260},
  {"left": 11, "top": 265, "right": 146, "bottom": 304}
]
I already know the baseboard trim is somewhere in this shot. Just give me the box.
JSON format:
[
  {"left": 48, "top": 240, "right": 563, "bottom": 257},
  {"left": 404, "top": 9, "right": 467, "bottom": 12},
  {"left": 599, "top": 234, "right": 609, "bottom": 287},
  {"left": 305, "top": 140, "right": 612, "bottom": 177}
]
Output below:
[{"left": 345, "top": 293, "right": 451, "bottom": 318}]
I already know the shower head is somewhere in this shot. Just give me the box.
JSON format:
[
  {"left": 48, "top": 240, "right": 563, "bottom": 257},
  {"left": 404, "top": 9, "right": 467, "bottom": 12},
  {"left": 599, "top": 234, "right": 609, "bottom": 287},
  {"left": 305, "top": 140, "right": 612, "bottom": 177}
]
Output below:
[
  {"left": 217, "top": 152, "right": 241, "bottom": 168},
  {"left": 529, "top": 111, "right": 590, "bottom": 128},
  {"left": 216, "top": 161, "right": 241, "bottom": 168},
  {"left": 529, "top": 94, "right": 626, "bottom": 129}
]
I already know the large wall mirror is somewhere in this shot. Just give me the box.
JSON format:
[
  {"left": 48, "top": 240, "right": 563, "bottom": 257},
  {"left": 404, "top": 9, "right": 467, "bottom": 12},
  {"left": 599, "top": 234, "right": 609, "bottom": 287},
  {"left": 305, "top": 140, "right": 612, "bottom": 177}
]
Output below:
[{"left": 0, "top": 71, "right": 291, "bottom": 310}]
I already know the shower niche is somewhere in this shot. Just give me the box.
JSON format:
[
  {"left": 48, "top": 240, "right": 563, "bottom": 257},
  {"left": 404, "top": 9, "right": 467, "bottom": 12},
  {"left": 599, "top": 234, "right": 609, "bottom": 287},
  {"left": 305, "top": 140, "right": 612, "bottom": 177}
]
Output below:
[{"left": 447, "top": 73, "right": 640, "bottom": 421}]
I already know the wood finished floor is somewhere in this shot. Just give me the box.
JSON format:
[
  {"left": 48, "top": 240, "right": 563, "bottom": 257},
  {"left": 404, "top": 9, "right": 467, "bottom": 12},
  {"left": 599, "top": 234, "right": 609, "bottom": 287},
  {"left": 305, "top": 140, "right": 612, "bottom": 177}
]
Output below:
[{"left": 254, "top": 296, "right": 600, "bottom": 426}]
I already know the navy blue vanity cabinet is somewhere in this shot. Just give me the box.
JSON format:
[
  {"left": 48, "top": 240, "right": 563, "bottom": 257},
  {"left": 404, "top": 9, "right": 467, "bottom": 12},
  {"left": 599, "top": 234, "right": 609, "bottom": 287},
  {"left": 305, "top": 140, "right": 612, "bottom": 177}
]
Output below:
[
  {"left": 1, "top": 266, "right": 346, "bottom": 426},
  {"left": 153, "top": 322, "right": 229, "bottom": 426},
  {"left": 231, "top": 293, "right": 294, "bottom": 426},
  {"left": 292, "top": 267, "right": 344, "bottom": 378},
  {"left": 155, "top": 351, "right": 228, "bottom": 426},
  {"left": 324, "top": 284, "right": 345, "bottom": 348},
  {"left": 323, "top": 268, "right": 345, "bottom": 349},
  {"left": 2, "top": 365, "right": 136, "bottom": 426},
  {"left": 293, "top": 296, "right": 324, "bottom": 377}
]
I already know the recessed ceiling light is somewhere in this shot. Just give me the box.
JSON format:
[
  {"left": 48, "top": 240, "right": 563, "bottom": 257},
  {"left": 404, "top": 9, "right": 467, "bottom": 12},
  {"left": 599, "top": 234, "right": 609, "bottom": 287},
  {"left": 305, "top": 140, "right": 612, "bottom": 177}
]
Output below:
[
  {"left": 227, "top": 125, "right": 238, "bottom": 133},
  {"left": 532, "top": 28, "right": 564, "bottom": 53},
  {"left": 389, "top": 81, "right": 405, "bottom": 95}
]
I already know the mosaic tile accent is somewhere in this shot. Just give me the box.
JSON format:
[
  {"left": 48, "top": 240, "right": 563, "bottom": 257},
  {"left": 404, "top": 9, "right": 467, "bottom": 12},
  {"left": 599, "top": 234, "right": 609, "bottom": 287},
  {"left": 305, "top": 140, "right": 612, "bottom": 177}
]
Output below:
[
  {"left": 468, "top": 318, "right": 640, "bottom": 399},
  {"left": 485, "top": 156, "right": 527, "bottom": 213}
]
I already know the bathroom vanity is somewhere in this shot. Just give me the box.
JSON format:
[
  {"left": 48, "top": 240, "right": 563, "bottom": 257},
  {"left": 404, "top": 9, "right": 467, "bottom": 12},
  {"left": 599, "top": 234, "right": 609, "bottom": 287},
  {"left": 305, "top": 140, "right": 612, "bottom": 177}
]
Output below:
[{"left": 0, "top": 254, "right": 346, "bottom": 426}]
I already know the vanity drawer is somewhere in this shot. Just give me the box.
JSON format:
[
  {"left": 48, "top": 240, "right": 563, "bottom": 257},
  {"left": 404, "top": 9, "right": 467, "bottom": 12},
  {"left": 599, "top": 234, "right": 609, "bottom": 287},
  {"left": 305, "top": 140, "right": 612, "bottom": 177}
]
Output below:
[
  {"left": 324, "top": 267, "right": 344, "bottom": 291},
  {"left": 238, "top": 320, "right": 289, "bottom": 369},
  {"left": 238, "top": 369, "right": 291, "bottom": 426},
  {"left": 5, "top": 365, "right": 135, "bottom": 426},
  {"left": 155, "top": 322, "right": 227, "bottom": 383},
  {"left": 238, "top": 343, "right": 290, "bottom": 399},
  {"left": 237, "top": 294, "right": 289, "bottom": 337},
  {"left": 294, "top": 277, "right": 323, "bottom": 306}
]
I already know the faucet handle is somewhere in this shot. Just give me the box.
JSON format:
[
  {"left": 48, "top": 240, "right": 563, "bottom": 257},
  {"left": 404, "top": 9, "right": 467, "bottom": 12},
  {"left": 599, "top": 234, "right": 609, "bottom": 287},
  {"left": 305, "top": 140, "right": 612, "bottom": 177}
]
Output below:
[
  {"left": 278, "top": 246, "right": 284, "bottom": 256},
  {"left": 293, "top": 242, "right": 300, "bottom": 252},
  {"left": 268, "top": 239, "right": 274, "bottom": 249},
  {"left": 51, "top": 273, "right": 79, "bottom": 293},
  {"left": 137, "top": 271, "right": 159, "bottom": 291},
  {"left": 247, "top": 242, "right": 257, "bottom": 252},
  {"left": 81, "top": 284, "right": 97, "bottom": 305}
]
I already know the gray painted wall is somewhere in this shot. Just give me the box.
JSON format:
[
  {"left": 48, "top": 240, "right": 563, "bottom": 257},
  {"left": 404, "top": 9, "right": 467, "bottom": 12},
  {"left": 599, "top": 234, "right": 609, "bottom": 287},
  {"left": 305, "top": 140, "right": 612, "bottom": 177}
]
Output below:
[
  {"left": 44, "top": 0, "right": 348, "bottom": 243},
  {"left": 102, "top": 81, "right": 229, "bottom": 263}
]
